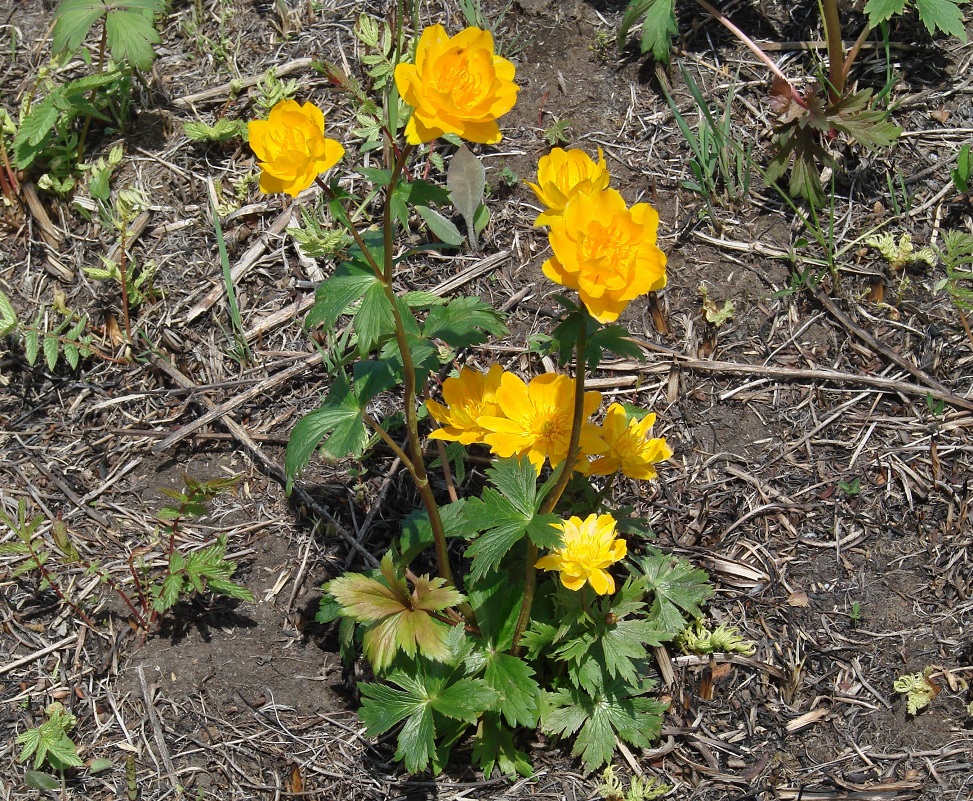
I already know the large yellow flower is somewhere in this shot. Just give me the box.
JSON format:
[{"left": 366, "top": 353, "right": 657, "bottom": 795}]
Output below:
[
  {"left": 535, "top": 513, "right": 627, "bottom": 595},
  {"left": 478, "top": 372, "right": 606, "bottom": 472},
  {"left": 543, "top": 187, "right": 667, "bottom": 323},
  {"left": 426, "top": 364, "right": 503, "bottom": 445},
  {"left": 528, "top": 147, "right": 610, "bottom": 226},
  {"left": 248, "top": 100, "right": 344, "bottom": 197},
  {"left": 588, "top": 403, "right": 673, "bottom": 480},
  {"left": 394, "top": 25, "right": 519, "bottom": 145}
]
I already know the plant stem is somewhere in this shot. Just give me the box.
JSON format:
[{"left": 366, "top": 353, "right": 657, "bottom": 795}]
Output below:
[
  {"left": 511, "top": 322, "right": 589, "bottom": 653},
  {"left": 378, "top": 144, "right": 456, "bottom": 585},
  {"left": 314, "top": 176, "right": 383, "bottom": 279},
  {"left": 821, "top": 0, "right": 846, "bottom": 101},
  {"left": 841, "top": 23, "right": 874, "bottom": 88},
  {"left": 117, "top": 226, "right": 133, "bottom": 343},
  {"left": 363, "top": 412, "right": 415, "bottom": 474},
  {"left": 693, "top": 0, "right": 808, "bottom": 108}
]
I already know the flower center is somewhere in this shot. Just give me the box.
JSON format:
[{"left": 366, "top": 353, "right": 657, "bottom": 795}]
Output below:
[
  {"left": 436, "top": 51, "right": 486, "bottom": 111},
  {"left": 581, "top": 220, "right": 627, "bottom": 264}
]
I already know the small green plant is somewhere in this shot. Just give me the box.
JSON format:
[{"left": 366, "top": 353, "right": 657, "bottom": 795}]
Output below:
[
  {"left": 289, "top": 205, "right": 353, "bottom": 258},
  {"left": 838, "top": 476, "right": 862, "bottom": 497},
  {"left": 17, "top": 702, "right": 83, "bottom": 772},
  {"left": 849, "top": 601, "right": 862, "bottom": 626},
  {"left": 543, "top": 118, "right": 572, "bottom": 146},
  {"left": 679, "top": 620, "right": 755, "bottom": 655},
  {"left": 597, "top": 765, "right": 671, "bottom": 801},
  {"left": 184, "top": 118, "right": 248, "bottom": 144},
  {"left": 933, "top": 231, "right": 973, "bottom": 348},
  {"left": 699, "top": 284, "right": 734, "bottom": 326},
  {"left": 0, "top": 476, "right": 253, "bottom": 634},
  {"left": 663, "top": 65, "right": 750, "bottom": 210},
  {"left": 0, "top": 290, "right": 99, "bottom": 372},
  {"left": 894, "top": 668, "right": 939, "bottom": 715},
  {"left": 253, "top": 68, "right": 301, "bottom": 117},
  {"left": 52, "top": 0, "right": 165, "bottom": 72},
  {"left": 951, "top": 144, "right": 972, "bottom": 194},
  {"left": 867, "top": 232, "right": 937, "bottom": 271}
]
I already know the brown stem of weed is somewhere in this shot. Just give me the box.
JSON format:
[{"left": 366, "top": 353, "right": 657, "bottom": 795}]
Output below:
[
  {"left": 511, "top": 322, "right": 589, "bottom": 653},
  {"left": 841, "top": 23, "right": 874, "bottom": 89},
  {"left": 117, "top": 227, "right": 133, "bottom": 343},
  {"left": 821, "top": 0, "right": 846, "bottom": 102},
  {"left": 693, "top": 0, "right": 808, "bottom": 108},
  {"left": 29, "top": 545, "right": 97, "bottom": 629}
]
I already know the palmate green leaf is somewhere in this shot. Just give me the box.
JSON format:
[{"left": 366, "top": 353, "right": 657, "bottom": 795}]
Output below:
[
  {"left": 618, "top": 0, "right": 677, "bottom": 62},
  {"left": 864, "top": 0, "right": 908, "bottom": 24},
  {"left": 396, "top": 704, "right": 436, "bottom": 774},
  {"left": 305, "top": 262, "right": 378, "bottom": 332},
  {"left": 284, "top": 375, "right": 367, "bottom": 488},
  {"left": 542, "top": 680, "right": 666, "bottom": 773},
  {"left": 358, "top": 680, "right": 425, "bottom": 735},
  {"left": 329, "top": 553, "right": 465, "bottom": 671},
  {"left": 466, "top": 566, "right": 522, "bottom": 649},
  {"left": 105, "top": 5, "right": 161, "bottom": 70},
  {"left": 481, "top": 652, "right": 541, "bottom": 727},
  {"left": 422, "top": 296, "right": 507, "bottom": 350},
  {"left": 432, "top": 678, "right": 501, "bottom": 722},
  {"left": 915, "top": 0, "right": 967, "bottom": 39},
  {"left": 633, "top": 549, "right": 712, "bottom": 635},
  {"left": 52, "top": 0, "right": 108, "bottom": 58},
  {"left": 17, "top": 702, "right": 83, "bottom": 770}
]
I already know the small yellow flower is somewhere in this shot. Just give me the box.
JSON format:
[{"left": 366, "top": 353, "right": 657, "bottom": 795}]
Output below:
[
  {"left": 543, "top": 187, "right": 667, "bottom": 323},
  {"left": 528, "top": 147, "right": 610, "bottom": 226},
  {"left": 536, "top": 513, "right": 627, "bottom": 594},
  {"left": 394, "top": 25, "right": 519, "bottom": 145},
  {"left": 248, "top": 100, "right": 345, "bottom": 197},
  {"left": 589, "top": 403, "right": 672, "bottom": 480},
  {"left": 426, "top": 364, "right": 504, "bottom": 445},
  {"left": 478, "top": 372, "right": 606, "bottom": 472}
]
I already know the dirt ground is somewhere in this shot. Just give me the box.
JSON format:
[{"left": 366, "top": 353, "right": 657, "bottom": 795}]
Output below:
[{"left": 2, "top": 0, "right": 972, "bottom": 799}]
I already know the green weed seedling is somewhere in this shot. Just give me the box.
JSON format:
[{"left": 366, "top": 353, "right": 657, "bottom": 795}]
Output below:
[
  {"left": 16, "top": 702, "right": 83, "bottom": 790},
  {"left": 933, "top": 231, "right": 973, "bottom": 348},
  {"left": 0, "top": 290, "right": 99, "bottom": 373},
  {"left": 0, "top": 476, "right": 252, "bottom": 636},
  {"left": 597, "top": 765, "right": 671, "bottom": 801}
]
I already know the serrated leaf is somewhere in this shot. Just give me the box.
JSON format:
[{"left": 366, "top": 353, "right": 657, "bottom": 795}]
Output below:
[
  {"left": 863, "top": 0, "right": 907, "bottom": 25},
  {"left": 62, "top": 341, "right": 80, "bottom": 370},
  {"left": 355, "top": 280, "right": 395, "bottom": 354},
  {"left": 634, "top": 549, "right": 712, "bottom": 635},
  {"left": 396, "top": 704, "right": 436, "bottom": 774},
  {"left": 543, "top": 680, "right": 666, "bottom": 773},
  {"left": 471, "top": 713, "right": 534, "bottom": 779},
  {"left": 104, "top": 7, "right": 160, "bottom": 70},
  {"left": 915, "top": 0, "right": 967, "bottom": 39},
  {"left": 482, "top": 653, "right": 540, "bottom": 727},
  {"left": 399, "top": 499, "right": 471, "bottom": 564},
  {"left": 415, "top": 204, "right": 464, "bottom": 247},
  {"left": 52, "top": 0, "right": 107, "bottom": 58},
  {"left": 43, "top": 335, "right": 59, "bottom": 372},
  {"left": 422, "top": 296, "right": 507, "bottom": 350},
  {"left": 284, "top": 376, "right": 366, "bottom": 487},
  {"left": 358, "top": 681, "right": 425, "bottom": 735},
  {"left": 305, "top": 262, "right": 378, "bottom": 331},
  {"left": 0, "top": 290, "right": 18, "bottom": 336},
  {"left": 447, "top": 145, "right": 485, "bottom": 245},
  {"left": 431, "top": 678, "right": 500, "bottom": 722}
]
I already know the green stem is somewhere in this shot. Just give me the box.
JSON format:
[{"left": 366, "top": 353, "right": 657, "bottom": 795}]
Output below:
[
  {"left": 821, "top": 0, "right": 846, "bottom": 101},
  {"left": 314, "top": 176, "right": 383, "bottom": 279},
  {"left": 511, "top": 322, "right": 589, "bottom": 653},
  {"left": 363, "top": 412, "right": 415, "bottom": 474}
]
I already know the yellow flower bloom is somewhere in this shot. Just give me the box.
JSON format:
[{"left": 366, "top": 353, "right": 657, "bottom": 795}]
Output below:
[
  {"left": 588, "top": 403, "right": 672, "bottom": 480},
  {"left": 248, "top": 100, "right": 344, "bottom": 197},
  {"left": 536, "top": 513, "right": 627, "bottom": 594},
  {"left": 394, "top": 25, "right": 519, "bottom": 145},
  {"left": 542, "top": 187, "right": 667, "bottom": 323},
  {"left": 426, "top": 364, "right": 504, "bottom": 445},
  {"left": 479, "top": 372, "right": 606, "bottom": 472},
  {"left": 528, "top": 147, "right": 610, "bottom": 226}
]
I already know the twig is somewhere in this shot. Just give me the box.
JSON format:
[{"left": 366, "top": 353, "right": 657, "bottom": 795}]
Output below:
[
  {"left": 0, "top": 635, "right": 78, "bottom": 676},
  {"left": 172, "top": 57, "right": 315, "bottom": 107}
]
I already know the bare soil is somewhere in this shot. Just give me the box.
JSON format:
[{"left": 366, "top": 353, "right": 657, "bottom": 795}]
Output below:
[{"left": 2, "top": 0, "right": 972, "bottom": 799}]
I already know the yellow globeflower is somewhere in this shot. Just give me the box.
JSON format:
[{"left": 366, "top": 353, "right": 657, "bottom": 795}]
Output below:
[
  {"left": 542, "top": 187, "right": 667, "bottom": 323},
  {"left": 479, "top": 372, "right": 606, "bottom": 472},
  {"left": 248, "top": 100, "right": 345, "bottom": 197},
  {"left": 536, "top": 513, "right": 627, "bottom": 595},
  {"left": 394, "top": 25, "right": 519, "bottom": 145},
  {"left": 426, "top": 364, "right": 504, "bottom": 445},
  {"left": 588, "top": 403, "right": 673, "bottom": 480},
  {"left": 527, "top": 147, "right": 610, "bottom": 227}
]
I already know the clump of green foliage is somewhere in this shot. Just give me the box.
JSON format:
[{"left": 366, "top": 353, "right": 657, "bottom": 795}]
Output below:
[{"left": 0, "top": 476, "right": 253, "bottom": 634}]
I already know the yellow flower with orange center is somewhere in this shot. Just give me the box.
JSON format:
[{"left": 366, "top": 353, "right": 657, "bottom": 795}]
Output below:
[
  {"left": 588, "top": 403, "right": 673, "bottom": 480},
  {"left": 426, "top": 364, "right": 503, "bottom": 445},
  {"left": 528, "top": 147, "right": 610, "bottom": 226},
  {"left": 394, "top": 25, "right": 519, "bottom": 145},
  {"left": 478, "top": 372, "right": 606, "bottom": 472},
  {"left": 542, "top": 187, "right": 667, "bottom": 323},
  {"left": 535, "top": 513, "right": 627, "bottom": 595},
  {"left": 248, "top": 100, "right": 345, "bottom": 197}
]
